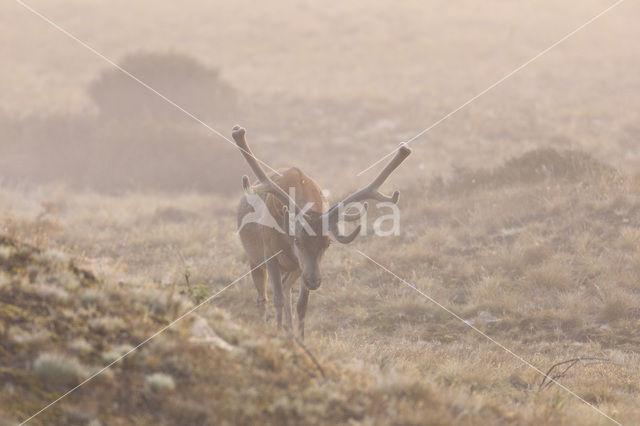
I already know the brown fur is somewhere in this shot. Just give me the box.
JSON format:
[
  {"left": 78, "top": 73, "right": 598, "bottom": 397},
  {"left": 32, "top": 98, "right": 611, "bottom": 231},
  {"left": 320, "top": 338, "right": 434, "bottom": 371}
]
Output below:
[{"left": 237, "top": 167, "right": 329, "bottom": 337}]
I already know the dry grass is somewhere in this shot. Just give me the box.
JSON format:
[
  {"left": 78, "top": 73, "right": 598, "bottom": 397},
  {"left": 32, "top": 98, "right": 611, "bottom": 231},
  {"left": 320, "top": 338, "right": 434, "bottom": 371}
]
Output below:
[
  {"left": 1, "top": 149, "right": 639, "bottom": 424},
  {"left": 0, "top": 234, "right": 508, "bottom": 425}
]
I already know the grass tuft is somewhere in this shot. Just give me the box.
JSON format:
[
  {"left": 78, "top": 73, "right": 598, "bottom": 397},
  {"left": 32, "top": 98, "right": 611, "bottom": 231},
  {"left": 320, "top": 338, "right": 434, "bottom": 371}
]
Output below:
[
  {"left": 33, "top": 352, "right": 89, "bottom": 387},
  {"left": 145, "top": 373, "right": 176, "bottom": 392}
]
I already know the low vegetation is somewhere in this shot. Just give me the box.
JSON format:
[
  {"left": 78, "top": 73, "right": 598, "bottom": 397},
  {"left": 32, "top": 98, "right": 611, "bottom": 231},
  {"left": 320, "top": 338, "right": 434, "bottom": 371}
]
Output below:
[
  {"left": 1, "top": 149, "right": 639, "bottom": 424},
  {"left": 0, "top": 234, "right": 506, "bottom": 425}
]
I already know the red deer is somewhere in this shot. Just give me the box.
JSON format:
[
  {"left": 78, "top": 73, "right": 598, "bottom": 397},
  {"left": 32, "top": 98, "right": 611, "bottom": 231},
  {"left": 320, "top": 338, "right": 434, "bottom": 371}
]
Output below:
[{"left": 233, "top": 125, "right": 411, "bottom": 338}]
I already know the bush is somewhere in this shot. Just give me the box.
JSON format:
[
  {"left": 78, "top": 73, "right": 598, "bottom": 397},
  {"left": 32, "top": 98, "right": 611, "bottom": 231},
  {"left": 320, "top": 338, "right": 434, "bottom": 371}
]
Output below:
[
  {"left": 145, "top": 373, "right": 176, "bottom": 392},
  {"left": 432, "top": 148, "right": 620, "bottom": 195},
  {"left": 88, "top": 52, "right": 237, "bottom": 124},
  {"left": 33, "top": 352, "right": 89, "bottom": 387},
  {"left": 0, "top": 52, "right": 247, "bottom": 194}
]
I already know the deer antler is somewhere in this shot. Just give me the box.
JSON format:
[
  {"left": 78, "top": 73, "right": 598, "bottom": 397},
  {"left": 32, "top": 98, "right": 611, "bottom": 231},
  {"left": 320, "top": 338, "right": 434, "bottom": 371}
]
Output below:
[
  {"left": 323, "top": 144, "right": 411, "bottom": 243},
  {"left": 232, "top": 125, "right": 301, "bottom": 213}
]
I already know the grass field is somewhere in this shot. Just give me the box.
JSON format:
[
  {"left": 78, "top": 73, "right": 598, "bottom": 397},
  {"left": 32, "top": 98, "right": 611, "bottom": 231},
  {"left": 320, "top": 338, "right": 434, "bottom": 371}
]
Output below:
[
  {"left": 2, "top": 0, "right": 639, "bottom": 424},
  {"left": 2, "top": 150, "right": 640, "bottom": 424}
]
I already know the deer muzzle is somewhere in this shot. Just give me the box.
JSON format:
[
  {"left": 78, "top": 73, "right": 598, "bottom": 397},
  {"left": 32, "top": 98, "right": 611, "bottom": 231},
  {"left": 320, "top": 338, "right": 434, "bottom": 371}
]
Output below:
[{"left": 303, "top": 274, "right": 321, "bottom": 290}]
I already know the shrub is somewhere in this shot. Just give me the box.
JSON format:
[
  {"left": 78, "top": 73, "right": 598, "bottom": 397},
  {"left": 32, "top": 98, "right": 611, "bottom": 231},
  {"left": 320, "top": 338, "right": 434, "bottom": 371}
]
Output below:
[
  {"left": 145, "top": 372, "right": 176, "bottom": 392},
  {"left": 88, "top": 52, "right": 237, "bottom": 124},
  {"left": 57, "top": 270, "right": 80, "bottom": 290},
  {"left": 101, "top": 344, "right": 134, "bottom": 364},
  {"left": 68, "top": 338, "right": 93, "bottom": 354},
  {"left": 31, "top": 283, "right": 69, "bottom": 302},
  {"left": 33, "top": 352, "right": 89, "bottom": 387},
  {"left": 39, "top": 249, "right": 70, "bottom": 265},
  {"left": 0, "top": 52, "right": 247, "bottom": 194},
  {"left": 89, "top": 316, "right": 127, "bottom": 333},
  {"left": 433, "top": 148, "right": 619, "bottom": 195},
  {"left": 80, "top": 289, "right": 103, "bottom": 306},
  {"left": 0, "top": 246, "right": 12, "bottom": 261}
]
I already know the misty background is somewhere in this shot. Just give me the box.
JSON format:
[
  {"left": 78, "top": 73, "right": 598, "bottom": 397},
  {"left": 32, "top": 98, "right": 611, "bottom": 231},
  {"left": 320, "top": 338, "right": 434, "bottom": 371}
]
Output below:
[{"left": 2, "top": 0, "right": 639, "bottom": 195}]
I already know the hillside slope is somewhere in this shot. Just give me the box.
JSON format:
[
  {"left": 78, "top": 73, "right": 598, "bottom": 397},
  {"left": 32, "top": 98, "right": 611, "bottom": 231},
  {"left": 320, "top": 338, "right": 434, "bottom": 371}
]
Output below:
[{"left": 0, "top": 235, "right": 501, "bottom": 425}]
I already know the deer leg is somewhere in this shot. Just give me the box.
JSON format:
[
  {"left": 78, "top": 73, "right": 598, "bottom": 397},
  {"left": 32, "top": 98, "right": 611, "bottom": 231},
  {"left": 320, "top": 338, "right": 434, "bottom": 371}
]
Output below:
[
  {"left": 281, "top": 272, "right": 292, "bottom": 331},
  {"left": 266, "top": 258, "right": 284, "bottom": 329},
  {"left": 250, "top": 266, "right": 267, "bottom": 322},
  {"left": 296, "top": 284, "right": 310, "bottom": 339},
  {"left": 281, "top": 270, "right": 301, "bottom": 331}
]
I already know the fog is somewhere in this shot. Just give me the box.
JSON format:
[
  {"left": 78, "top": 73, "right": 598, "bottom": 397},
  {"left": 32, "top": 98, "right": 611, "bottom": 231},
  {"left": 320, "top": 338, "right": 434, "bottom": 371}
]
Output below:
[{"left": 1, "top": 1, "right": 639, "bottom": 424}]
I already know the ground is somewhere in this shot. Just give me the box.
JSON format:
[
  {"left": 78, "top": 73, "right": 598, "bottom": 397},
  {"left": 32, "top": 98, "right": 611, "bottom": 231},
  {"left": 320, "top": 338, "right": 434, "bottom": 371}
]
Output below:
[{"left": 1, "top": 149, "right": 639, "bottom": 425}]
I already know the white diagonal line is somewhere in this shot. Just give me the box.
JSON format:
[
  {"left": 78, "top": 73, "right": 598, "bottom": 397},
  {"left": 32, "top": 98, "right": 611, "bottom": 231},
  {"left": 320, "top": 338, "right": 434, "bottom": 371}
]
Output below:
[
  {"left": 18, "top": 250, "right": 282, "bottom": 426},
  {"left": 355, "top": 249, "right": 621, "bottom": 426},
  {"left": 15, "top": 0, "right": 282, "bottom": 177},
  {"left": 356, "top": 0, "right": 626, "bottom": 176}
]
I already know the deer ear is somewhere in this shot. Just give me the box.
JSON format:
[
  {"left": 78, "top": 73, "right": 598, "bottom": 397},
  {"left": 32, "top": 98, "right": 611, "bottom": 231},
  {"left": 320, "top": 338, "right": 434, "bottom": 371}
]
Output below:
[{"left": 241, "top": 175, "right": 253, "bottom": 194}]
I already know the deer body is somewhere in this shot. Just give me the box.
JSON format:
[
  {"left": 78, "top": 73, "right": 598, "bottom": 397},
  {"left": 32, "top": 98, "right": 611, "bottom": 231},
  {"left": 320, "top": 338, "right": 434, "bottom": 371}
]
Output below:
[
  {"left": 237, "top": 167, "right": 328, "bottom": 336},
  {"left": 232, "top": 125, "right": 410, "bottom": 338}
]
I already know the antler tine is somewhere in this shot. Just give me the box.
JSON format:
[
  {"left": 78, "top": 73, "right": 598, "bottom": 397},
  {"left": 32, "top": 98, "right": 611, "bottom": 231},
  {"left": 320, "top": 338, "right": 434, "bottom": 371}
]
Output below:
[
  {"left": 327, "top": 144, "right": 411, "bottom": 218},
  {"left": 364, "top": 143, "right": 411, "bottom": 200},
  {"left": 328, "top": 200, "right": 366, "bottom": 242},
  {"left": 329, "top": 221, "right": 361, "bottom": 244},
  {"left": 323, "top": 145, "right": 410, "bottom": 244},
  {"left": 232, "top": 126, "right": 269, "bottom": 182},
  {"left": 232, "top": 125, "right": 296, "bottom": 210},
  {"left": 343, "top": 202, "right": 368, "bottom": 222}
]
